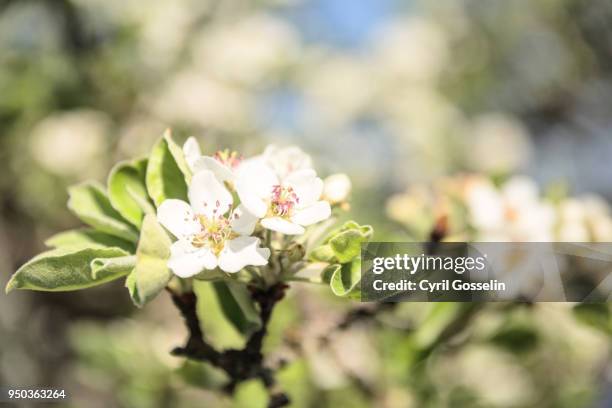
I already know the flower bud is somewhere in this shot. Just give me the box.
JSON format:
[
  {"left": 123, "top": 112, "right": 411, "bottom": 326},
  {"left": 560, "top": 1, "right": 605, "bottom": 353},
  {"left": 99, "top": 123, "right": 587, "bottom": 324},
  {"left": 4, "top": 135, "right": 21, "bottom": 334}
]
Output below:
[
  {"left": 323, "top": 173, "right": 351, "bottom": 205},
  {"left": 286, "top": 243, "right": 306, "bottom": 262}
]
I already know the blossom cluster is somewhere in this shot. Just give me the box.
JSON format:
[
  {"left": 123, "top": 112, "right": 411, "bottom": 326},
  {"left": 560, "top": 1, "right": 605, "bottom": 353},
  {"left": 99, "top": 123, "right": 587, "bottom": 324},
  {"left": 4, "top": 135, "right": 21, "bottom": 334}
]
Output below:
[
  {"left": 387, "top": 174, "right": 612, "bottom": 242},
  {"left": 157, "top": 139, "right": 351, "bottom": 277}
]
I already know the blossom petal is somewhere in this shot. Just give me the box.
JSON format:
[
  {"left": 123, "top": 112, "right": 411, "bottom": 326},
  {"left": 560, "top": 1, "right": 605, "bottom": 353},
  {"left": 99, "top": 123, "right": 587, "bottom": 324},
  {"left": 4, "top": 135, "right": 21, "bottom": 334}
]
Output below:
[
  {"left": 183, "top": 137, "right": 202, "bottom": 170},
  {"left": 285, "top": 169, "right": 323, "bottom": 207},
  {"left": 236, "top": 158, "right": 278, "bottom": 197},
  {"left": 189, "top": 170, "right": 233, "bottom": 218},
  {"left": 291, "top": 201, "right": 331, "bottom": 226},
  {"left": 218, "top": 236, "right": 270, "bottom": 273},
  {"left": 157, "top": 199, "right": 201, "bottom": 239},
  {"left": 261, "top": 217, "right": 305, "bottom": 235},
  {"left": 231, "top": 204, "right": 258, "bottom": 236},
  {"left": 168, "top": 240, "right": 217, "bottom": 278},
  {"left": 263, "top": 145, "right": 313, "bottom": 178},
  {"left": 236, "top": 187, "right": 268, "bottom": 218},
  {"left": 192, "top": 156, "right": 234, "bottom": 183},
  {"left": 502, "top": 176, "right": 539, "bottom": 208}
]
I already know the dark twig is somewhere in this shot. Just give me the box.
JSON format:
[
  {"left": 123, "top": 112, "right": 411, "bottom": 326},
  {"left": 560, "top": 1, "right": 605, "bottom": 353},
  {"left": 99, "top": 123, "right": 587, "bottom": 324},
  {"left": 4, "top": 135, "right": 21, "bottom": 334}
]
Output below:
[{"left": 168, "top": 283, "right": 291, "bottom": 408}]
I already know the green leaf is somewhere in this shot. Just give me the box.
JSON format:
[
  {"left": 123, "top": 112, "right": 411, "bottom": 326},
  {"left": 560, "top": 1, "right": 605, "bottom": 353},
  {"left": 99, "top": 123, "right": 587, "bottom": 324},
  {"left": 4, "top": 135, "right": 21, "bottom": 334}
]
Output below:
[
  {"left": 324, "top": 259, "right": 361, "bottom": 299},
  {"left": 45, "top": 228, "right": 136, "bottom": 253},
  {"left": 6, "top": 246, "right": 130, "bottom": 293},
  {"left": 163, "top": 129, "right": 192, "bottom": 184},
  {"left": 212, "top": 281, "right": 262, "bottom": 337},
  {"left": 146, "top": 132, "right": 189, "bottom": 207},
  {"left": 412, "top": 303, "right": 479, "bottom": 351},
  {"left": 67, "top": 182, "right": 139, "bottom": 242},
  {"left": 126, "top": 214, "right": 173, "bottom": 307},
  {"left": 108, "top": 159, "right": 154, "bottom": 228},
  {"left": 329, "top": 223, "right": 373, "bottom": 263},
  {"left": 193, "top": 280, "right": 246, "bottom": 349},
  {"left": 91, "top": 255, "right": 136, "bottom": 279},
  {"left": 311, "top": 221, "right": 373, "bottom": 264}
]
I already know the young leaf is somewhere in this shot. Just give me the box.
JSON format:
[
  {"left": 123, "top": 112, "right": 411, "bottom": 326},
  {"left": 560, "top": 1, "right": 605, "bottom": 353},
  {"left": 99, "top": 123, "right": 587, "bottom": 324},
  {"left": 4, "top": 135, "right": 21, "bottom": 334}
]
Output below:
[
  {"left": 45, "top": 228, "right": 136, "bottom": 253},
  {"left": 311, "top": 221, "right": 373, "bottom": 264},
  {"left": 212, "top": 281, "right": 262, "bottom": 337},
  {"left": 324, "top": 259, "right": 362, "bottom": 298},
  {"left": 163, "top": 129, "right": 192, "bottom": 183},
  {"left": 193, "top": 281, "right": 245, "bottom": 349},
  {"left": 146, "top": 132, "right": 189, "bottom": 207},
  {"left": 67, "top": 182, "right": 139, "bottom": 242},
  {"left": 329, "top": 223, "right": 373, "bottom": 263},
  {"left": 91, "top": 255, "right": 136, "bottom": 279},
  {"left": 126, "top": 214, "right": 173, "bottom": 307},
  {"left": 5, "top": 246, "right": 130, "bottom": 293},
  {"left": 108, "top": 159, "right": 154, "bottom": 228}
]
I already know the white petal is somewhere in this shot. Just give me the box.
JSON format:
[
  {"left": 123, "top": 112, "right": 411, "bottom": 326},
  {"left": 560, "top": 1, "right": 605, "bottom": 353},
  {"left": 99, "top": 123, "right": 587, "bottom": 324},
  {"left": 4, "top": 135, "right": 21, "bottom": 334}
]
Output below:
[
  {"left": 218, "top": 236, "right": 270, "bottom": 273},
  {"left": 466, "top": 180, "right": 504, "bottom": 230},
  {"left": 291, "top": 201, "right": 331, "bottom": 226},
  {"left": 192, "top": 156, "right": 235, "bottom": 183},
  {"left": 183, "top": 137, "right": 202, "bottom": 170},
  {"left": 502, "top": 176, "right": 539, "bottom": 207},
  {"left": 263, "top": 145, "right": 313, "bottom": 179},
  {"left": 261, "top": 217, "right": 305, "bottom": 235},
  {"left": 231, "top": 204, "right": 258, "bottom": 235},
  {"left": 190, "top": 157, "right": 208, "bottom": 174},
  {"left": 189, "top": 170, "right": 233, "bottom": 218},
  {"left": 168, "top": 240, "right": 217, "bottom": 278},
  {"left": 157, "top": 199, "right": 201, "bottom": 239},
  {"left": 236, "top": 183, "right": 269, "bottom": 218},
  {"left": 235, "top": 158, "right": 279, "bottom": 197},
  {"left": 285, "top": 169, "right": 323, "bottom": 207},
  {"left": 262, "top": 144, "right": 279, "bottom": 159}
]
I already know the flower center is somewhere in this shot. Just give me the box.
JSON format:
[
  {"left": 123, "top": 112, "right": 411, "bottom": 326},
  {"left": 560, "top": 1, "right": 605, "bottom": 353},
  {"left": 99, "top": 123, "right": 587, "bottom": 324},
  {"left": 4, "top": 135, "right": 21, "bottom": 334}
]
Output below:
[
  {"left": 270, "top": 185, "right": 299, "bottom": 218},
  {"left": 191, "top": 204, "right": 239, "bottom": 255},
  {"left": 214, "top": 149, "right": 242, "bottom": 169}
]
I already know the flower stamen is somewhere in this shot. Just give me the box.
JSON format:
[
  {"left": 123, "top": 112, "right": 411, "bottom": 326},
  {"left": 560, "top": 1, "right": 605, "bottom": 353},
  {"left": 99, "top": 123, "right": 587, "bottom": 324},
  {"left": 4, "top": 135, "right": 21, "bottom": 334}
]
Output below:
[
  {"left": 214, "top": 149, "right": 243, "bottom": 169},
  {"left": 191, "top": 208, "right": 238, "bottom": 255},
  {"left": 270, "top": 185, "right": 299, "bottom": 218}
]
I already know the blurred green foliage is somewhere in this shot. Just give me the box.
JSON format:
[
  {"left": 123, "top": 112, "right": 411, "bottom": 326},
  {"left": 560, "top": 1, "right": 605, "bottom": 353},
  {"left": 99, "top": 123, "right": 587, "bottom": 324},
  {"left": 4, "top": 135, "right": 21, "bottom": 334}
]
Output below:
[{"left": 1, "top": 0, "right": 612, "bottom": 407}]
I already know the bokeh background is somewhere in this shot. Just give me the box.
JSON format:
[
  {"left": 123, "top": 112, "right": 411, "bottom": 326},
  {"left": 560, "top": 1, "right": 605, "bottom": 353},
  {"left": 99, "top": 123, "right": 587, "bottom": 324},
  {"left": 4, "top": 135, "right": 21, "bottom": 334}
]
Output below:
[{"left": 1, "top": 0, "right": 612, "bottom": 407}]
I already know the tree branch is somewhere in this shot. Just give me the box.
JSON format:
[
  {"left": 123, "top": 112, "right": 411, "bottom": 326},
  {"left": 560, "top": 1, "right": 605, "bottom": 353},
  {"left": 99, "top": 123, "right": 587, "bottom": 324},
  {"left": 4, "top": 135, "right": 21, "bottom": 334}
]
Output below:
[{"left": 168, "top": 283, "right": 290, "bottom": 408}]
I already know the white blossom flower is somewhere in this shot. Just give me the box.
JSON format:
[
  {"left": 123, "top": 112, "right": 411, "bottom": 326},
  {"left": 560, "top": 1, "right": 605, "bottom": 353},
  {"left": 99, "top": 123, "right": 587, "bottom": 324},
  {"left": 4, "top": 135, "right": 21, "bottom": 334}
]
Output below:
[
  {"left": 259, "top": 145, "right": 313, "bottom": 180},
  {"left": 322, "top": 173, "right": 352, "bottom": 204},
  {"left": 557, "top": 195, "right": 612, "bottom": 242},
  {"left": 157, "top": 170, "right": 269, "bottom": 276},
  {"left": 236, "top": 159, "right": 331, "bottom": 235},
  {"left": 182, "top": 137, "right": 244, "bottom": 184},
  {"left": 464, "top": 176, "right": 555, "bottom": 241},
  {"left": 195, "top": 149, "right": 244, "bottom": 184}
]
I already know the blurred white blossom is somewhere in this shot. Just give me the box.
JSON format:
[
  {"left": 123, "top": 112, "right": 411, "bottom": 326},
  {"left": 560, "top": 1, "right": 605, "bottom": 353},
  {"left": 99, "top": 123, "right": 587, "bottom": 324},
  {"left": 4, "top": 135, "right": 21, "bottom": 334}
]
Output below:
[
  {"left": 322, "top": 173, "right": 351, "bottom": 205},
  {"left": 193, "top": 13, "right": 299, "bottom": 86},
  {"left": 464, "top": 176, "right": 555, "bottom": 241},
  {"left": 370, "top": 17, "right": 449, "bottom": 84},
  {"left": 29, "top": 110, "right": 110, "bottom": 176},
  {"left": 152, "top": 69, "right": 252, "bottom": 130},
  {"left": 299, "top": 55, "right": 374, "bottom": 126},
  {"left": 557, "top": 195, "right": 612, "bottom": 242}
]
